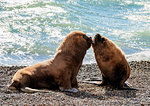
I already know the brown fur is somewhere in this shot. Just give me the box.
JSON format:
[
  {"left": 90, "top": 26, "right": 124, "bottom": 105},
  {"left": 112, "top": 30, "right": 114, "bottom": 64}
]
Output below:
[
  {"left": 9, "top": 31, "right": 92, "bottom": 92},
  {"left": 92, "top": 33, "right": 131, "bottom": 89}
]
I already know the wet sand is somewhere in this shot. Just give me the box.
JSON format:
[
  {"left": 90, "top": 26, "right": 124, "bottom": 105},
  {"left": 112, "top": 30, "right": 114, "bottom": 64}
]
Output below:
[{"left": 0, "top": 61, "right": 150, "bottom": 105}]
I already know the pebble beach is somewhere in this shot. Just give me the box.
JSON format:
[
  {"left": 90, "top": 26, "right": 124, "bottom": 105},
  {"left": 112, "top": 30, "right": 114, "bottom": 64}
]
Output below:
[{"left": 0, "top": 61, "right": 150, "bottom": 105}]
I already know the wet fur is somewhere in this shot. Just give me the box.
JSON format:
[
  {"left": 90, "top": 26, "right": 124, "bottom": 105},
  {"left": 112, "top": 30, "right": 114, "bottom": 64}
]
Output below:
[{"left": 9, "top": 31, "right": 92, "bottom": 93}]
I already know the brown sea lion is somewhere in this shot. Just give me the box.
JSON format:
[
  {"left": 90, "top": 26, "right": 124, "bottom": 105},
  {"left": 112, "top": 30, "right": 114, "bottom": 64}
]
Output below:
[
  {"left": 91, "top": 33, "right": 135, "bottom": 90},
  {"left": 9, "top": 31, "right": 92, "bottom": 93}
]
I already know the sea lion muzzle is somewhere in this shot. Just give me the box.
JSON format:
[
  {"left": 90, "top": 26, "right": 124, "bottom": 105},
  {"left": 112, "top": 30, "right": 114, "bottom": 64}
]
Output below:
[{"left": 83, "top": 35, "right": 92, "bottom": 44}]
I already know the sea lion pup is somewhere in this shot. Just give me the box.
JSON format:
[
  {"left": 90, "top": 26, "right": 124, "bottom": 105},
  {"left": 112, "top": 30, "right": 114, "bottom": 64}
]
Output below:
[
  {"left": 9, "top": 31, "right": 92, "bottom": 93},
  {"left": 91, "top": 33, "right": 135, "bottom": 90}
]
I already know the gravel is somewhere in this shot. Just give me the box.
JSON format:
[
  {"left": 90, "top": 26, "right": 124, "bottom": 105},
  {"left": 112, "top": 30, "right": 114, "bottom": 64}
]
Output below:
[{"left": 0, "top": 61, "right": 150, "bottom": 105}]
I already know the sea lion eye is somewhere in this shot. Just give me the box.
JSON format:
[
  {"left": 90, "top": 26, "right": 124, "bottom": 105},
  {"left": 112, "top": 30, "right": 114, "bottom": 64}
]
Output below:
[
  {"left": 97, "top": 36, "right": 104, "bottom": 43},
  {"left": 83, "top": 35, "right": 88, "bottom": 40},
  {"left": 101, "top": 38, "right": 105, "bottom": 43}
]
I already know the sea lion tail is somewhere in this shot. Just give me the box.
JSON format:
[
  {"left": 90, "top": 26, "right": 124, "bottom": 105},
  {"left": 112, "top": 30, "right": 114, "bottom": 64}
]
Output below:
[{"left": 20, "top": 87, "right": 50, "bottom": 93}]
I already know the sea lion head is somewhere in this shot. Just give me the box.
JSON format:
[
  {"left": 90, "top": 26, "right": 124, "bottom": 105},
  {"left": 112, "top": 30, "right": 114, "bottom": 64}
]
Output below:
[
  {"left": 57, "top": 31, "right": 92, "bottom": 54},
  {"left": 92, "top": 33, "right": 107, "bottom": 48},
  {"left": 65, "top": 31, "right": 92, "bottom": 50},
  {"left": 74, "top": 31, "right": 92, "bottom": 50},
  {"left": 82, "top": 33, "right": 92, "bottom": 49}
]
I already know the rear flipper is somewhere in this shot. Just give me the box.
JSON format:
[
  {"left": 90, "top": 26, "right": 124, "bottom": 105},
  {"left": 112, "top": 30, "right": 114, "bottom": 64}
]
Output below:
[
  {"left": 59, "top": 87, "right": 78, "bottom": 93},
  {"left": 22, "top": 87, "right": 79, "bottom": 93},
  {"left": 81, "top": 77, "right": 102, "bottom": 85},
  {"left": 117, "top": 87, "right": 138, "bottom": 90},
  {"left": 81, "top": 78, "right": 138, "bottom": 90},
  {"left": 81, "top": 76, "right": 109, "bottom": 86},
  {"left": 20, "top": 87, "right": 50, "bottom": 93},
  {"left": 9, "top": 81, "right": 50, "bottom": 93},
  {"left": 85, "top": 77, "right": 102, "bottom": 81},
  {"left": 124, "top": 82, "right": 132, "bottom": 88},
  {"left": 117, "top": 83, "right": 138, "bottom": 91},
  {"left": 81, "top": 80, "right": 102, "bottom": 85}
]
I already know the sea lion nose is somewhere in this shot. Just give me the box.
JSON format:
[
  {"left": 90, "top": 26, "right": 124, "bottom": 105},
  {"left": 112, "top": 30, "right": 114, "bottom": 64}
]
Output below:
[
  {"left": 95, "top": 33, "right": 101, "bottom": 39},
  {"left": 88, "top": 36, "right": 92, "bottom": 44},
  {"left": 94, "top": 33, "right": 102, "bottom": 42}
]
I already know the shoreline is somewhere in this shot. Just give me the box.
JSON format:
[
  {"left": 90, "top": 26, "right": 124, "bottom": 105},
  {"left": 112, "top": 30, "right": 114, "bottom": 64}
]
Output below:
[
  {"left": 1, "top": 50, "right": 150, "bottom": 66},
  {"left": 0, "top": 61, "right": 150, "bottom": 105},
  {"left": 0, "top": 60, "right": 150, "bottom": 67}
]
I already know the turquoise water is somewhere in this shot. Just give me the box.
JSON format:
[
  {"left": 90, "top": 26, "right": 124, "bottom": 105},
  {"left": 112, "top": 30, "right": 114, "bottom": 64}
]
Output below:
[{"left": 0, "top": 0, "right": 150, "bottom": 65}]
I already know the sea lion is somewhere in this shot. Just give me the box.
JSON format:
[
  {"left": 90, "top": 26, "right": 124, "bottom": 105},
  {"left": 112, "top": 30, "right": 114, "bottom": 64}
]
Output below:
[
  {"left": 9, "top": 31, "right": 92, "bottom": 93},
  {"left": 91, "top": 33, "right": 135, "bottom": 90}
]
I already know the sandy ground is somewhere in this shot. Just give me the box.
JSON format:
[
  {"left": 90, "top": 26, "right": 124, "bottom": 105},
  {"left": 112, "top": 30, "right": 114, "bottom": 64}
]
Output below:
[{"left": 0, "top": 61, "right": 150, "bottom": 105}]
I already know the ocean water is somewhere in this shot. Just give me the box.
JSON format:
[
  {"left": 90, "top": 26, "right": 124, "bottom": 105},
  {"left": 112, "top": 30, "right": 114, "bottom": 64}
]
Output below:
[{"left": 0, "top": 0, "right": 150, "bottom": 66}]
